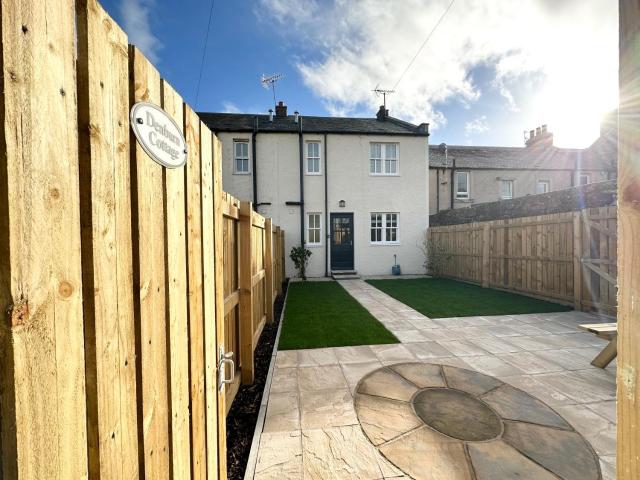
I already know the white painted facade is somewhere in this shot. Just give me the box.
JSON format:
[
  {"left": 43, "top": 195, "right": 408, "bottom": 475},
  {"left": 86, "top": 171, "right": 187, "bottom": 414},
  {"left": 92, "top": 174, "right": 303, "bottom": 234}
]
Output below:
[{"left": 217, "top": 130, "right": 429, "bottom": 278}]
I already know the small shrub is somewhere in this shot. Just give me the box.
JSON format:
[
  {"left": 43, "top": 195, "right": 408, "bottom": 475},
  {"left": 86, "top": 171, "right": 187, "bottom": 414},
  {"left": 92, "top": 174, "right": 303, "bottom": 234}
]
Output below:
[
  {"left": 420, "top": 232, "right": 450, "bottom": 276},
  {"left": 290, "top": 246, "right": 312, "bottom": 280}
]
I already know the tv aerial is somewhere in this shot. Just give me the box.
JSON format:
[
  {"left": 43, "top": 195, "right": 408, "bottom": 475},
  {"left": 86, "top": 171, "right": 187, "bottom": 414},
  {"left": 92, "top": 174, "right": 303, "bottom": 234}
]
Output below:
[
  {"left": 373, "top": 85, "right": 395, "bottom": 109},
  {"left": 261, "top": 73, "right": 283, "bottom": 108}
]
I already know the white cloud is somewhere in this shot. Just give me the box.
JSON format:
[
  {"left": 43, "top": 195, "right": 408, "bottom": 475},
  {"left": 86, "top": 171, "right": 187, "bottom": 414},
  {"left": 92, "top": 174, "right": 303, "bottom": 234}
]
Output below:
[
  {"left": 465, "top": 115, "right": 489, "bottom": 136},
  {"left": 257, "top": 0, "right": 617, "bottom": 145},
  {"left": 120, "top": 0, "right": 162, "bottom": 63},
  {"left": 222, "top": 101, "right": 243, "bottom": 113}
]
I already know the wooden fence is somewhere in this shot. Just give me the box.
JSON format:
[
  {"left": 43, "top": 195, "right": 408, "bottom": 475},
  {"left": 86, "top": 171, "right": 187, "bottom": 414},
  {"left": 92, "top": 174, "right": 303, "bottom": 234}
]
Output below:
[
  {"left": 221, "top": 194, "right": 285, "bottom": 409},
  {"left": 0, "top": 0, "right": 284, "bottom": 479},
  {"left": 428, "top": 206, "right": 617, "bottom": 316}
]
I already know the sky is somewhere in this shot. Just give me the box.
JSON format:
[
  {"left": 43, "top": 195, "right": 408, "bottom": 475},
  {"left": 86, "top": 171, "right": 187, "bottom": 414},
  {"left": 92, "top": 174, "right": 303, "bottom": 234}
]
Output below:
[{"left": 101, "top": 0, "right": 618, "bottom": 148}]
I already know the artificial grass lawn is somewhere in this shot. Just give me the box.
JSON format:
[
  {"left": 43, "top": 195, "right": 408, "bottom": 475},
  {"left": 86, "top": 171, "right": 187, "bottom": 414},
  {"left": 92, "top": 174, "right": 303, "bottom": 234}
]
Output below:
[
  {"left": 366, "top": 278, "right": 572, "bottom": 319},
  {"left": 278, "top": 281, "right": 398, "bottom": 350}
]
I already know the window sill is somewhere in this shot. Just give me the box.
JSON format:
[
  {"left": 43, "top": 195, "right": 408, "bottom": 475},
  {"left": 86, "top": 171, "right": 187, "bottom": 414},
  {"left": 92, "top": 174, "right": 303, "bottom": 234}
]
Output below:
[
  {"left": 233, "top": 171, "right": 251, "bottom": 175},
  {"left": 306, "top": 243, "right": 323, "bottom": 248},
  {"left": 369, "top": 173, "right": 400, "bottom": 177},
  {"left": 305, "top": 172, "right": 322, "bottom": 176},
  {"left": 369, "top": 242, "right": 401, "bottom": 246}
]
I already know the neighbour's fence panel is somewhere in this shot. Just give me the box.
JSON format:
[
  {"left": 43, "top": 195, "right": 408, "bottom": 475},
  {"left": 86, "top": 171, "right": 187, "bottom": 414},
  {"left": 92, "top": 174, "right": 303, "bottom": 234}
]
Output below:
[
  {"left": 0, "top": 0, "right": 284, "bottom": 478},
  {"left": 428, "top": 206, "right": 617, "bottom": 316}
]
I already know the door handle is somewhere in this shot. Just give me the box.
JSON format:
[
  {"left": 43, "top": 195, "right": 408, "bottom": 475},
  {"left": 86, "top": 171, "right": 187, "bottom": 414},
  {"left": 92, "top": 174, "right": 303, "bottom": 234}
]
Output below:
[{"left": 218, "top": 347, "right": 235, "bottom": 391}]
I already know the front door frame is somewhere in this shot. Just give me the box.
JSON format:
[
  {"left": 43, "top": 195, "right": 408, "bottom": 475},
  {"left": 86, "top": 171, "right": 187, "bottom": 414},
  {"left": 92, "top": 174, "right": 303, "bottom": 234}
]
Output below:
[{"left": 330, "top": 212, "right": 354, "bottom": 271}]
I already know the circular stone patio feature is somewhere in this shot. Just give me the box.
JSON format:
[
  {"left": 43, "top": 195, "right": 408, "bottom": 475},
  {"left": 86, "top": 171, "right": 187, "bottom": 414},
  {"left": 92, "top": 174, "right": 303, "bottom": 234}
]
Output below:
[
  {"left": 413, "top": 388, "right": 502, "bottom": 442},
  {"left": 354, "top": 363, "right": 602, "bottom": 480}
]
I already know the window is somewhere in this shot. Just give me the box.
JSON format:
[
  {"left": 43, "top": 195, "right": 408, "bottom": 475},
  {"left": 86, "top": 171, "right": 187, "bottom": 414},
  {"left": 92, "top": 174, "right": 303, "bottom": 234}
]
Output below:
[
  {"left": 370, "top": 143, "right": 398, "bottom": 175},
  {"left": 500, "top": 179, "right": 514, "bottom": 199},
  {"left": 456, "top": 171, "right": 469, "bottom": 199},
  {"left": 307, "top": 213, "right": 322, "bottom": 245},
  {"left": 370, "top": 213, "right": 399, "bottom": 244},
  {"left": 537, "top": 180, "right": 550, "bottom": 194},
  {"left": 233, "top": 140, "right": 250, "bottom": 174},
  {"left": 578, "top": 173, "right": 590, "bottom": 185},
  {"left": 306, "top": 142, "right": 321, "bottom": 174}
]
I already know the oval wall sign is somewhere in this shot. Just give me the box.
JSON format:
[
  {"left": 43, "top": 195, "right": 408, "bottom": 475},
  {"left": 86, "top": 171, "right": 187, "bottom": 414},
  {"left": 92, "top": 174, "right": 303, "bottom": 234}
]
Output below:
[{"left": 130, "top": 102, "right": 187, "bottom": 168}]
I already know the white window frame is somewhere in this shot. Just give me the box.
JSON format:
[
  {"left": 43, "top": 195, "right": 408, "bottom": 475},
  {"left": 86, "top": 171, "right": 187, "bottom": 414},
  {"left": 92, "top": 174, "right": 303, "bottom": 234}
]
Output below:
[
  {"left": 306, "top": 212, "right": 322, "bottom": 246},
  {"left": 369, "top": 143, "right": 399, "bottom": 176},
  {"left": 306, "top": 141, "right": 321, "bottom": 175},
  {"left": 537, "top": 180, "right": 550, "bottom": 194},
  {"left": 370, "top": 212, "right": 400, "bottom": 245},
  {"left": 233, "top": 140, "right": 250, "bottom": 175},
  {"left": 578, "top": 173, "right": 590, "bottom": 185},
  {"left": 500, "top": 179, "right": 514, "bottom": 200},
  {"left": 456, "top": 171, "right": 470, "bottom": 199}
]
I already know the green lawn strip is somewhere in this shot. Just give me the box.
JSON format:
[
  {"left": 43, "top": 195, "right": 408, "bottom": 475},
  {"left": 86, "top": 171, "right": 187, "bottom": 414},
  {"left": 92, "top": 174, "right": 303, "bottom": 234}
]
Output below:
[
  {"left": 278, "top": 280, "right": 398, "bottom": 350},
  {"left": 366, "top": 278, "right": 572, "bottom": 318}
]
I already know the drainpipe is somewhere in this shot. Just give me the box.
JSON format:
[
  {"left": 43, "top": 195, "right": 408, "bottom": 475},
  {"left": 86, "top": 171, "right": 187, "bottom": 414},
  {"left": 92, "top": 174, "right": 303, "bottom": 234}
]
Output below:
[
  {"left": 252, "top": 116, "right": 258, "bottom": 210},
  {"left": 298, "top": 117, "right": 305, "bottom": 247},
  {"left": 450, "top": 157, "right": 456, "bottom": 210},
  {"left": 324, "top": 133, "right": 329, "bottom": 277},
  {"left": 435, "top": 168, "right": 440, "bottom": 213}
]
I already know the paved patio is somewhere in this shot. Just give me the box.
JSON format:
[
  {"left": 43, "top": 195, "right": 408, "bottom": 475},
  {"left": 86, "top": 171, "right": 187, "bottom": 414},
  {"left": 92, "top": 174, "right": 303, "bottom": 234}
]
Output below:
[{"left": 251, "top": 279, "right": 616, "bottom": 479}]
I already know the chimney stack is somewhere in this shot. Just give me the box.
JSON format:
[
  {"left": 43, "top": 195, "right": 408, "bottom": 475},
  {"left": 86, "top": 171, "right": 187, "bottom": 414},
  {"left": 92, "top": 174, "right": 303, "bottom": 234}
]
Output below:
[
  {"left": 525, "top": 124, "right": 554, "bottom": 148},
  {"left": 376, "top": 105, "right": 389, "bottom": 121},
  {"left": 275, "top": 101, "right": 287, "bottom": 117}
]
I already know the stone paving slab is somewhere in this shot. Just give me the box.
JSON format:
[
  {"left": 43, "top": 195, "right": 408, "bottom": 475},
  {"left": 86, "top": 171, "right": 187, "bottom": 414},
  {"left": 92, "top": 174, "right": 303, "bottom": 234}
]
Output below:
[{"left": 251, "top": 279, "right": 616, "bottom": 479}]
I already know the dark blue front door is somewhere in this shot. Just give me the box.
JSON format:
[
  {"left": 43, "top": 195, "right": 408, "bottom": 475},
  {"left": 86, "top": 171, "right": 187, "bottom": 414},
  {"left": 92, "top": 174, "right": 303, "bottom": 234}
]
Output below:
[{"left": 330, "top": 213, "right": 354, "bottom": 270}]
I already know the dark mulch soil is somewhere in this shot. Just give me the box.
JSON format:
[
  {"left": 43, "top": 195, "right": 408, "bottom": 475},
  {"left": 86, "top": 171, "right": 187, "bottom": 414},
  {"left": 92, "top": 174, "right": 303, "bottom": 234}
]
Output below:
[{"left": 226, "top": 280, "right": 288, "bottom": 480}]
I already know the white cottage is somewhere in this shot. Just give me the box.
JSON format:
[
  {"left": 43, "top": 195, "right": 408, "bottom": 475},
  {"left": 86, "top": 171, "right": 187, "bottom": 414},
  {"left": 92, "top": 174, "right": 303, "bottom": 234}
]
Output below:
[{"left": 200, "top": 102, "right": 429, "bottom": 278}]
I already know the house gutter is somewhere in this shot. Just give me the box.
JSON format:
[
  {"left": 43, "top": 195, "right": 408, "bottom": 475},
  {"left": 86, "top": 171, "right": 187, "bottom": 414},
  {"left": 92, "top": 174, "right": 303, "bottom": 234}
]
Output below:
[
  {"left": 324, "top": 133, "right": 329, "bottom": 277},
  {"left": 252, "top": 116, "right": 258, "bottom": 210},
  {"left": 298, "top": 118, "right": 305, "bottom": 247}
]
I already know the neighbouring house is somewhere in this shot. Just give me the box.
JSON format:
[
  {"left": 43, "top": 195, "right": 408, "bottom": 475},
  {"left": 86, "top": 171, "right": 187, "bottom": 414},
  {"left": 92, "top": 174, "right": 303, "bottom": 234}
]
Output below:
[
  {"left": 429, "top": 112, "right": 618, "bottom": 214},
  {"left": 200, "top": 102, "right": 430, "bottom": 278}
]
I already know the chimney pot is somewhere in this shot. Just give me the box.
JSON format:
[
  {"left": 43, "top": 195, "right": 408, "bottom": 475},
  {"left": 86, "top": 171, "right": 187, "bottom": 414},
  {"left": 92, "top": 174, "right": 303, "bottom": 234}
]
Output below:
[
  {"left": 529, "top": 130, "right": 535, "bottom": 140},
  {"left": 275, "top": 101, "right": 287, "bottom": 117},
  {"left": 268, "top": 109, "right": 273, "bottom": 122},
  {"left": 536, "top": 126, "right": 542, "bottom": 136},
  {"left": 294, "top": 111, "right": 299, "bottom": 123}
]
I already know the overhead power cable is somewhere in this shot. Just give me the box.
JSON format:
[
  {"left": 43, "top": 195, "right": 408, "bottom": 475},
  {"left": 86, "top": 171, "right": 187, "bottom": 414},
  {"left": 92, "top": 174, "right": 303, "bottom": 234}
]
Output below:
[
  {"left": 392, "top": 0, "right": 456, "bottom": 90},
  {"left": 195, "top": 0, "right": 216, "bottom": 108}
]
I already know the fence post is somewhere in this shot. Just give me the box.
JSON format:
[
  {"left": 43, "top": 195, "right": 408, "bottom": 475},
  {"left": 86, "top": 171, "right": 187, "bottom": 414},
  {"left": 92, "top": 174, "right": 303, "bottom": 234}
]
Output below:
[
  {"left": 482, "top": 223, "right": 491, "bottom": 287},
  {"left": 573, "top": 211, "right": 583, "bottom": 310},
  {"left": 238, "top": 201, "right": 254, "bottom": 384},
  {"left": 265, "top": 218, "right": 274, "bottom": 323}
]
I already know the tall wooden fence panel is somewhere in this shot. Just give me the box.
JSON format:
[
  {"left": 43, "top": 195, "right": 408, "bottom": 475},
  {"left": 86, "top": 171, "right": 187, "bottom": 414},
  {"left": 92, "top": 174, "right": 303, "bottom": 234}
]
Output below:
[
  {"left": 428, "top": 206, "right": 617, "bottom": 316},
  {"left": 0, "top": 0, "right": 284, "bottom": 478}
]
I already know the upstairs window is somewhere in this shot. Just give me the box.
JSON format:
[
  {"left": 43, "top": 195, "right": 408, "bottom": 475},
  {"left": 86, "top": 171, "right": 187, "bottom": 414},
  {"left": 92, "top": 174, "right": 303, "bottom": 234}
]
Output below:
[
  {"left": 371, "top": 213, "right": 399, "bottom": 244},
  {"left": 307, "top": 213, "right": 322, "bottom": 245},
  {"left": 306, "top": 142, "right": 321, "bottom": 174},
  {"left": 370, "top": 143, "right": 398, "bottom": 175},
  {"left": 233, "top": 140, "right": 250, "bottom": 174},
  {"left": 500, "top": 179, "right": 514, "bottom": 199},
  {"left": 578, "top": 173, "right": 590, "bottom": 185},
  {"left": 456, "top": 171, "right": 469, "bottom": 199},
  {"left": 537, "top": 180, "right": 550, "bottom": 194}
]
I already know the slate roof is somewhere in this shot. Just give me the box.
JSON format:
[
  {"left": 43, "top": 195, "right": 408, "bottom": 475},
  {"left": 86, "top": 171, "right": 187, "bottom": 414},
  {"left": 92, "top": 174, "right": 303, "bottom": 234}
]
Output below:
[
  {"left": 429, "top": 137, "right": 616, "bottom": 171},
  {"left": 198, "top": 112, "right": 428, "bottom": 136}
]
